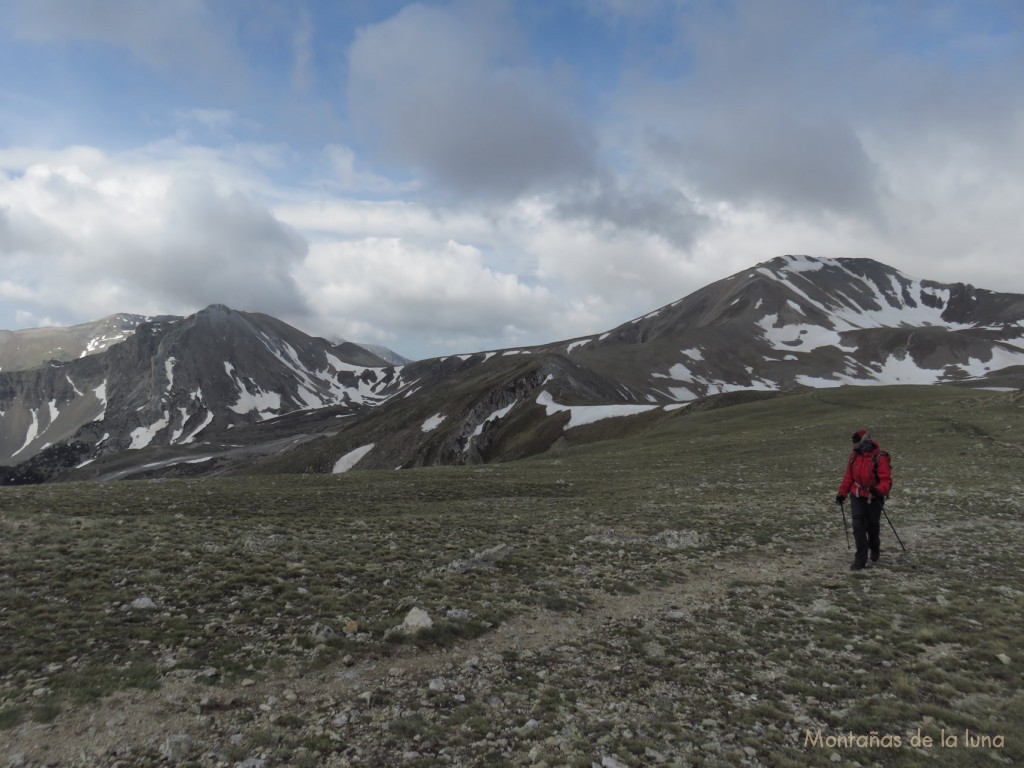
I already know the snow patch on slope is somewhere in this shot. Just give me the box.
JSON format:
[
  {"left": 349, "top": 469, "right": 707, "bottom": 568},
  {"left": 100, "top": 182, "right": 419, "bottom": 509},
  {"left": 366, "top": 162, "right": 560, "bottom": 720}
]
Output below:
[
  {"left": 471, "top": 401, "right": 518, "bottom": 439},
  {"left": 421, "top": 413, "right": 446, "bottom": 432},
  {"left": 797, "top": 343, "right": 1024, "bottom": 387},
  {"left": 83, "top": 331, "right": 131, "bottom": 356},
  {"left": 537, "top": 391, "right": 657, "bottom": 428},
  {"left": 11, "top": 409, "right": 40, "bottom": 458},
  {"left": 225, "top": 360, "right": 282, "bottom": 419},
  {"left": 757, "top": 314, "right": 842, "bottom": 351},
  {"left": 764, "top": 257, "right": 977, "bottom": 334},
  {"left": 779, "top": 254, "right": 825, "bottom": 273},
  {"left": 130, "top": 412, "right": 170, "bottom": 449},
  {"left": 333, "top": 443, "right": 375, "bottom": 473},
  {"left": 180, "top": 411, "right": 214, "bottom": 444}
]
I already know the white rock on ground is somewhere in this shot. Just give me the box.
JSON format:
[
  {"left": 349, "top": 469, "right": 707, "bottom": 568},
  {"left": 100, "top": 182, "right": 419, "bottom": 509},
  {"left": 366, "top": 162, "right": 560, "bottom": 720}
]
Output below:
[{"left": 400, "top": 607, "right": 433, "bottom": 633}]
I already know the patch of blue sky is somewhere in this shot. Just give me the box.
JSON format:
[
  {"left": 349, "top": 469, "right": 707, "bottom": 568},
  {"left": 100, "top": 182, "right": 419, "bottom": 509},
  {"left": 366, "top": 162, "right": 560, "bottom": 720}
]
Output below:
[
  {"left": 859, "top": 0, "right": 1024, "bottom": 70},
  {"left": 1, "top": 40, "right": 202, "bottom": 150}
]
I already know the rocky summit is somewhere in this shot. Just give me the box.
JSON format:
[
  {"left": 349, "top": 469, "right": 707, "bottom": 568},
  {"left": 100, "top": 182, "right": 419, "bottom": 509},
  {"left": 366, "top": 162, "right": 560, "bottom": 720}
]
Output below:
[
  {"left": 1, "top": 256, "right": 1022, "bottom": 483},
  {"left": 559, "top": 255, "right": 1024, "bottom": 398}
]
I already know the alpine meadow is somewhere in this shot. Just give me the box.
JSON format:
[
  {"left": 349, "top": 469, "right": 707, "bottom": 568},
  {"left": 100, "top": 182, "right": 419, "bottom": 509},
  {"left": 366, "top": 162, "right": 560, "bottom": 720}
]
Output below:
[{"left": 2, "top": 258, "right": 1023, "bottom": 767}]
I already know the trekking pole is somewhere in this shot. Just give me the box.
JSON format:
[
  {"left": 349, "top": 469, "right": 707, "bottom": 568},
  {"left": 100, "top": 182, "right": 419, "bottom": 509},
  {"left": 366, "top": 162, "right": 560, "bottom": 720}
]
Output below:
[
  {"left": 838, "top": 499, "right": 851, "bottom": 549},
  {"left": 882, "top": 504, "right": 907, "bottom": 552}
]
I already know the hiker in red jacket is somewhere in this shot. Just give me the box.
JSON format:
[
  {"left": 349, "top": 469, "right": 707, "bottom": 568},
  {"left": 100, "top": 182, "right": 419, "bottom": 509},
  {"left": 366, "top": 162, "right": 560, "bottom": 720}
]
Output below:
[{"left": 836, "top": 430, "right": 892, "bottom": 570}]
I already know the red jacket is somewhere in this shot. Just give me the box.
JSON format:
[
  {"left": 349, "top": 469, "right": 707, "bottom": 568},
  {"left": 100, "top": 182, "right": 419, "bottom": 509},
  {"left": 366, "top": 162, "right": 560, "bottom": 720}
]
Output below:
[{"left": 839, "top": 442, "right": 892, "bottom": 500}]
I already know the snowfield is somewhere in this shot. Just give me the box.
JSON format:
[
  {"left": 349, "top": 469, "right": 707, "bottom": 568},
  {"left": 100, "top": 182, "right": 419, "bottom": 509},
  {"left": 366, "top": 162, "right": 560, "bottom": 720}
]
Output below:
[
  {"left": 537, "top": 391, "right": 657, "bottom": 428},
  {"left": 421, "top": 413, "right": 446, "bottom": 432},
  {"left": 333, "top": 444, "right": 375, "bottom": 473}
]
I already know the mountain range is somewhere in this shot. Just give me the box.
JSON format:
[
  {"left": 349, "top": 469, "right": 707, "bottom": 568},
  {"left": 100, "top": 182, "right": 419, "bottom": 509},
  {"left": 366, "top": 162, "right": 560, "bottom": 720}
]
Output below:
[{"left": 2, "top": 255, "right": 1022, "bottom": 484}]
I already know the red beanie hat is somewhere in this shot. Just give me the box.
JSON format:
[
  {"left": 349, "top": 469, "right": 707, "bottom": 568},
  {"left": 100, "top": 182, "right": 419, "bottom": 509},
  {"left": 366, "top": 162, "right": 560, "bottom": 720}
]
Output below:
[{"left": 852, "top": 429, "right": 869, "bottom": 442}]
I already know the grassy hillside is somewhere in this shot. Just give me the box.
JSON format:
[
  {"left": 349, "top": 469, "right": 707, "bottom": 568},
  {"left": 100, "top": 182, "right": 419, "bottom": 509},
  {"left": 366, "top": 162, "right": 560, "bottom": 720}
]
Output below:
[{"left": 1, "top": 385, "right": 1021, "bottom": 766}]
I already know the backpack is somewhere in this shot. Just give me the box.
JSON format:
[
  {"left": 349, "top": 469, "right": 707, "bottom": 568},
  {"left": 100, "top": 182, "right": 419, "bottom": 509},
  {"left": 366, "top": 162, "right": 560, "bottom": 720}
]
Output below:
[
  {"left": 874, "top": 450, "right": 891, "bottom": 498},
  {"left": 847, "top": 449, "right": 892, "bottom": 498}
]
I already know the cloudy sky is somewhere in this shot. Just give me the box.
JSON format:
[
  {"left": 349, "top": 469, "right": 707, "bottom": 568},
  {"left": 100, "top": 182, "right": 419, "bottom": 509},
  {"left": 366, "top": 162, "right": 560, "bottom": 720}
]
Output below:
[{"left": 1, "top": 0, "right": 1022, "bottom": 359}]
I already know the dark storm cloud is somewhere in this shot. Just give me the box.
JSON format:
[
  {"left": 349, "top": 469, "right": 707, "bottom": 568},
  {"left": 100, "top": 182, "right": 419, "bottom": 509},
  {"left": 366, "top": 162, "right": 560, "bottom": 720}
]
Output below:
[
  {"left": 625, "top": 0, "right": 1024, "bottom": 223},
  {"left": 623, "top": 0, "right": 886, "bottom": 219},
  {"left": 346, "top": 2, "right": 598, "bottom": 200},
  {"left": 128, "top": 178, "right": 311, "bottom": 317},
  {"left": 648, "top": 114, "right": 881, "bottom": 218},
  {"left": 5, "top": 0, "right": 248, "bottom": 88},
  {"left": 554, "top": 177, "right": 709, "bottom": 250}
]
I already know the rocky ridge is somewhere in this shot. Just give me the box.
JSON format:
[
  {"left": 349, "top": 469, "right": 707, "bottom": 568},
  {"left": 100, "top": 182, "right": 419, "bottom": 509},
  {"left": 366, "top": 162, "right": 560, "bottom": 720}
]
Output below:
[{"left": 3, "top": 256, "right": 1023, "bottom": 483}]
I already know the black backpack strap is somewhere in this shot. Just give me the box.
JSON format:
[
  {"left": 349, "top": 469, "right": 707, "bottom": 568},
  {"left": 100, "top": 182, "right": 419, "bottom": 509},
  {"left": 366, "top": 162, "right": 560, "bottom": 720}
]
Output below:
[{"left": 873, "top": 451, "right": 889, "bottom": 482}]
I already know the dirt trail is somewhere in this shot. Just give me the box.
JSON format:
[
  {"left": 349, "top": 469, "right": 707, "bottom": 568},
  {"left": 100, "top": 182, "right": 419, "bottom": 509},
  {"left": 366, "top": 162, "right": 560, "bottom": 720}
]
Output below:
[{"left": 1, "top": 532, "right": 912, "bottom": 767}]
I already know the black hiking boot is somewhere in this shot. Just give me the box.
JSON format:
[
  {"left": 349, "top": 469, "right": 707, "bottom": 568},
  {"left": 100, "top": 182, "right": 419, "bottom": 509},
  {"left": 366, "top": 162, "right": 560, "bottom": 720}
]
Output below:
[
  {"left": 870, "top": 549, "right": 880, "bottom": 562},
  {"left": 850, "top": 561, "right": 867, "bottom": 571}
]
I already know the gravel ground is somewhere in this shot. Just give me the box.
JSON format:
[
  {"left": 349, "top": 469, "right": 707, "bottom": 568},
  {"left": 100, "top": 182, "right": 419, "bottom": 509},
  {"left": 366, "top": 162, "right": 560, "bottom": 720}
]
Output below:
[{"left": 3, "top": 511, "right": 1021, "bottom": 768}]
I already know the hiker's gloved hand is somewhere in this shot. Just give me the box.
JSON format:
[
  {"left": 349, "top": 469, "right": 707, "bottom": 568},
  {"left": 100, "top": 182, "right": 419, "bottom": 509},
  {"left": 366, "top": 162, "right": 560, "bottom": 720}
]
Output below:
[
  {"left": 835, "top": 494, "right": 846, "bottom": 505},
  {"left": 869, "top": 486, "right": 881, "bottom": 497}
]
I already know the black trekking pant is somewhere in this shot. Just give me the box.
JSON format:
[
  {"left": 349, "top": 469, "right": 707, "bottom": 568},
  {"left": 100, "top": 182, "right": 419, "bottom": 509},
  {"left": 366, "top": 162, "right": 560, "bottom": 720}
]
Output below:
[{"left": 850, "top": 496, "right": 883, "bottom": 566}]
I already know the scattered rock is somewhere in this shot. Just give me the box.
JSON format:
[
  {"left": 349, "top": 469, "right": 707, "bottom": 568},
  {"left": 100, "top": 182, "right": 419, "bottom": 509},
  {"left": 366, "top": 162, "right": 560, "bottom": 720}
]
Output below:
[
  {"left": 649, "top": 529, "right": 702, "bottom": 549},
  {"left": 160, "top": 734, "right": 193, "bottom": 764},
  {"left": 129, "top": 596, "right": 157, "bottom": 610},
  {"left": 809, "top": 598, "right": 834, "bottom": 615},
  {"left": 428, "top": 677, "right": 448, "bottom": 691},
  {"left": 643, "top": 641, "right": 666, "bottom": 659},
  {"left": 644, "top": 747, "right": 667, "bottom": 763},
  {"left": 309, "top": 622, "right": 336, "bottom": 644},
  {"left": 399, "top": 607, "right": 433, "bottom": 634},
  {"left": 444, "top": 543, "right": 514, "bottom": 572},
  {"left": 582, "top": 531, "right": 640, "bottom": 547},
  {"left": 475, "top": 543, "right": 513, "bottom": 563}
]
